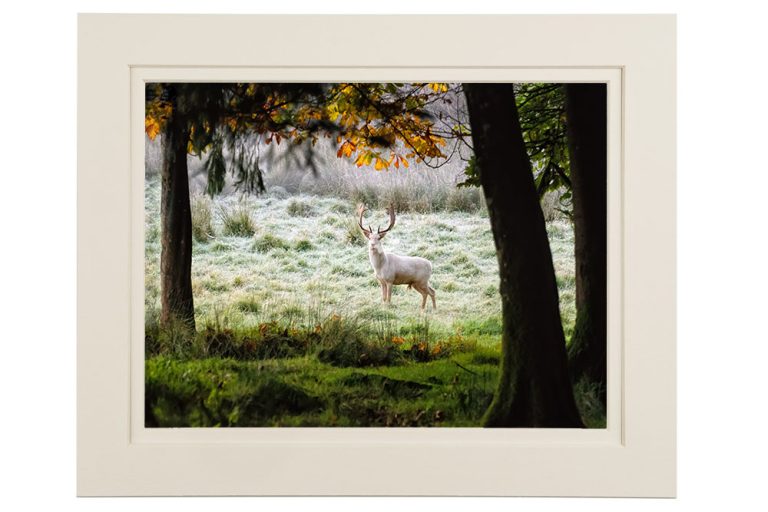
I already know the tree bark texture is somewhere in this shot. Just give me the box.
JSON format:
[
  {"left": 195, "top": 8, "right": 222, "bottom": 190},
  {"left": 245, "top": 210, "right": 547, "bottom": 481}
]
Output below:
[
  {"left": 564, "top": 84, "right": 607, "bottom": 398},
  {"left": 160, "top": 86, "right": 195, "bottom": 330},
  {"left": 464, "top": 83, "right": 583, "bottom": 428}
]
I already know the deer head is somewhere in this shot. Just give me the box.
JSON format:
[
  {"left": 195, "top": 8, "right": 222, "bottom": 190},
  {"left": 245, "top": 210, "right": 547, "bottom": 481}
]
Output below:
[{"left": 357, "top": 204, "right": 396, "bottom": 251}]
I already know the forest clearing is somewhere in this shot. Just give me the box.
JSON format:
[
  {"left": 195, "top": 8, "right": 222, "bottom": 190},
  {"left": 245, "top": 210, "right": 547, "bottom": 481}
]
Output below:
[
  {"left": 144, "top": 174, "right": 603, "bottom": 427},
  {"left": 144, "top": 82, "right": 608, "bottom": 428}
]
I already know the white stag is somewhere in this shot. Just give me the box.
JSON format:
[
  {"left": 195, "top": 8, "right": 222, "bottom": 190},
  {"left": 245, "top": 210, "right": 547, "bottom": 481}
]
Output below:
[{"left": 357, "top": 204, "right": 436, "bottom": 311}]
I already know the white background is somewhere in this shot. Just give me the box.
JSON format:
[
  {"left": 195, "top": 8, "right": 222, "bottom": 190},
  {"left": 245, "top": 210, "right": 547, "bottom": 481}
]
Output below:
[{"left": 0, "top": 1, "right": 765, "bottom": 510}]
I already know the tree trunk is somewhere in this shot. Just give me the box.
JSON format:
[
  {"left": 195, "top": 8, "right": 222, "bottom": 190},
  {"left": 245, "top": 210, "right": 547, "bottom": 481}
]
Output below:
[
  {"left": 564, "top": 84, "right": 607, "bottom": 399},
  {"left": 160, "top": 86, "right": 195, "bottom": 330},
  {"left": 464, "top": 83, "right": 583, "bottom": 428}
]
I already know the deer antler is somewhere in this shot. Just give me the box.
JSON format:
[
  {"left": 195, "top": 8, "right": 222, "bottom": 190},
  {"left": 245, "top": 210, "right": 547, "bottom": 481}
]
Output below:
[
  {"left": 377, "top": 204, "right": 396, "bottom": 236},
  {"left": 356, "top": 204, "right": 372, "bottom": 238}
]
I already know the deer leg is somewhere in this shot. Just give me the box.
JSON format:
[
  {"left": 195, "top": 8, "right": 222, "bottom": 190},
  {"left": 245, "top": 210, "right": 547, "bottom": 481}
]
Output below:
[
  {"left": 386, "top": 282, "right": 393, "bottom": 304},
  {"left": 379, "top": 280, "right": 387, "bottom": 302},
  {"left": 428, "top": 285, "right": 437, "bottom": 310},
  {"left": 413, "top": 284, "right": 428, "bottom": 311}
]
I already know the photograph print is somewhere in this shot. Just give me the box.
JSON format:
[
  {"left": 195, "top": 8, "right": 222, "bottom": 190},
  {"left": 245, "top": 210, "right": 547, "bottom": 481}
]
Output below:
[{"left": 144, "top": 82, "right": 607, "bottom": 428}]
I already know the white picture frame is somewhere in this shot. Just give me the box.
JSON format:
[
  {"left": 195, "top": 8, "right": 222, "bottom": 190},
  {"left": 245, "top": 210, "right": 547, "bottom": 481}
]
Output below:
[{"left": 78, "top": 13, "right": 675, "bottom": 497}]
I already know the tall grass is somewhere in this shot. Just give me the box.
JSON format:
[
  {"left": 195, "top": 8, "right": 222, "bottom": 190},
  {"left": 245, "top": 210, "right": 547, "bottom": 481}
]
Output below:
[
  {"left": 146, "top": 135, "right": 565, "bottom": 218},
  {"left": 219, "top": 202, "right": 256, "bottom": 237},
  {"left": 191, "top": 194, "right": 214, "bottom": 242}
]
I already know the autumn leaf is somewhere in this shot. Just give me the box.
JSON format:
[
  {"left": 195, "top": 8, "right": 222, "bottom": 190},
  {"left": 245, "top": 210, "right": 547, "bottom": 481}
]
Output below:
[{"left": 145, "top": 117, "right": 161, "bottom": 140}]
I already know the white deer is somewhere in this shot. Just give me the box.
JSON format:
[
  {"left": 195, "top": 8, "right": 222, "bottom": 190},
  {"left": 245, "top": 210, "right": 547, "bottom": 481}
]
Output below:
[{"left": 357, "top": 204, "right": 436, "bottom": 311}]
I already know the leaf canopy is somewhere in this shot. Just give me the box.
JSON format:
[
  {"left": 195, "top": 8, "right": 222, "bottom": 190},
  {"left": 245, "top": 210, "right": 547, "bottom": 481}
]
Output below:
[{"left": 145, "top": 82, "right": 456, "bottom": 196}]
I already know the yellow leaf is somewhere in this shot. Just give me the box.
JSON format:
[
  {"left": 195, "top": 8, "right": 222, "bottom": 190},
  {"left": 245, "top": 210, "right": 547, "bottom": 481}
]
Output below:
[
  {"left": 374, "top": 158, "right": 384, "bottom": 171},
  {"left": 145, "top": 117, "right": 160, "bottom": 140},
  {"left": 401, "top": 158, "right": 409, "bottom": 168}
]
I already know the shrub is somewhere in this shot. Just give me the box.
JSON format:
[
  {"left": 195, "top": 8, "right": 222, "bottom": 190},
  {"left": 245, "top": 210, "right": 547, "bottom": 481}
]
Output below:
[
  {"left": 349, "top": 187, "right": 378, "bottom": 211},
  {"left": 220, "top": 203, "right": 255, "bottom": 237},
  {"left": 191, "top": 195, "right": 215, "bottom": 242},
  {"left": 379, "top": 185, "right": 413, "bottom": 213},
  {"left": 446, "top": 187, "right": 483, "bottom": 212}
]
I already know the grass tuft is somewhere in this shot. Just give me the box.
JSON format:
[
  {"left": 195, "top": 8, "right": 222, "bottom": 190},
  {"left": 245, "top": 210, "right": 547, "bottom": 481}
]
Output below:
[
  {"left": 286, "top": 199, "right": 316, "bottom": 217},
  {"left": 220, "top": 203, "right": 256, "bottom": 237},
  {"left": 191, "top": 195, "right": 215, "bottom": 242},
  {"left": 252, "top": 233, "right": 290, "bottom": 252},
  {"left": 294, "top": 239, "right": 314, "bottom": 252}
]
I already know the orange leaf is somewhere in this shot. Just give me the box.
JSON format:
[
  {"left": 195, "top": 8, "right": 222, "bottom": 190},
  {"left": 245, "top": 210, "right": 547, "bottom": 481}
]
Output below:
[{"left": 145, "top": 118, "right": 160, "bottom": 140}]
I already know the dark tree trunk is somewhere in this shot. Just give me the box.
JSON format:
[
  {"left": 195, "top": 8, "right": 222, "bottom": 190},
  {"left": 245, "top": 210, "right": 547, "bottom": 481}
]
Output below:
[
  {"left": 564, "top": 84, "right": 607, "bottom": 399},
  {"left": 160, "top": 86, "right": 195, "bottom": 330},
  {"left": 464, "top": 83, "right": 583, "bottom": 428}
]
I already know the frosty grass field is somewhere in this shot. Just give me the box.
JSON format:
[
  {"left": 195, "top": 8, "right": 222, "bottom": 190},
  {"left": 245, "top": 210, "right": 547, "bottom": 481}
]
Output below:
[{"left": 143, "top": 157, "right": 602, "bottom": 427}]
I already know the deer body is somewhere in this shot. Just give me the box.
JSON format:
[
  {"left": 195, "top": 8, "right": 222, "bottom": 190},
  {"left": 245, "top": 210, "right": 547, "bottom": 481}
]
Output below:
[{"left": 358, "top": 205, "right": 436, "bottom": 310}]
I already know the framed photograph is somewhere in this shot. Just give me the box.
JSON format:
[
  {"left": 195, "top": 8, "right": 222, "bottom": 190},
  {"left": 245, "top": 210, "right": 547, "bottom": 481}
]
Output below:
[{"left": 78, "top": 14, "right": 675, "bottom": 496}]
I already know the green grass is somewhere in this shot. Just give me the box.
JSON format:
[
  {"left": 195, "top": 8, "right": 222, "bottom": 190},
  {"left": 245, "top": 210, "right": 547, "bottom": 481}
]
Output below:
[
  {"left": 219, "top": 203, "right": 256, "bottom": 237},
  {"left": 286, "top": 198, "right": 317, "bottom": 217},
  {"left": 143, "top": 176, "right": 597, "bottom": 427},
  {"left": 191, "top": 194, "right": 215, "bottom": 242},
  {"left": 145, "top": 350, "right": 501, "bottom": 427}
]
